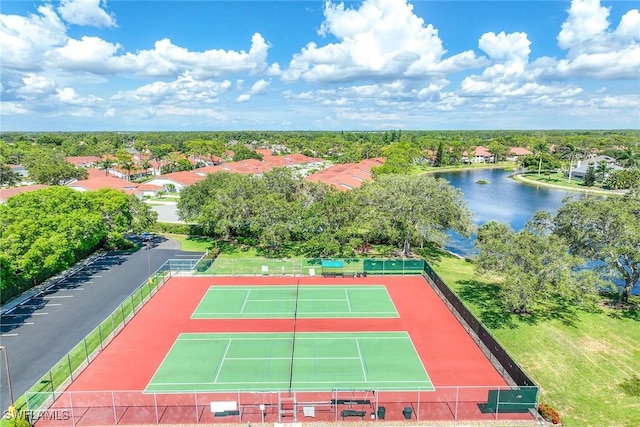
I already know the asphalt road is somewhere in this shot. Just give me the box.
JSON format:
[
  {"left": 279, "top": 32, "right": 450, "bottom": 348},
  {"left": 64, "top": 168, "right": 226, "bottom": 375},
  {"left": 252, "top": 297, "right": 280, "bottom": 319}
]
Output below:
[{"left": 0, "top": 237, "right": 203, "bottom": 410}]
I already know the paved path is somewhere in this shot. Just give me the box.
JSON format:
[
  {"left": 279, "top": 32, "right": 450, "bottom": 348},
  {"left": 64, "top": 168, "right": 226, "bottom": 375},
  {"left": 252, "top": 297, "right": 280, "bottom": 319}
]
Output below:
[{"left": 0, "top": 237, "right": 202, "bottom": 409}]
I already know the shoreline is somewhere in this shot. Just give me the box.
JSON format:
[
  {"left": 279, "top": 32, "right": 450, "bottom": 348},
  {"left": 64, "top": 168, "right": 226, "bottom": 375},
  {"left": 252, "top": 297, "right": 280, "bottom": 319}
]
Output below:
[{"left": 511, "top": 173, "right": 628, "bottom": 196}]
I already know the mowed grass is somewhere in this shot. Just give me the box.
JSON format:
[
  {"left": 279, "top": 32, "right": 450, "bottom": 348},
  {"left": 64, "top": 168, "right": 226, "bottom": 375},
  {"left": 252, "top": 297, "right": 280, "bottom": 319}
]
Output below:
[{"left": 431, "top": 253, "right": 640, "bottom": 427}]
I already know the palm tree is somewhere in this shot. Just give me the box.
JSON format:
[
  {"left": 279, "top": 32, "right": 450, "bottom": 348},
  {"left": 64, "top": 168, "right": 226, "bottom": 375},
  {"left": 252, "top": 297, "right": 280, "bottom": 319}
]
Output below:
[
  {"left": 533, "top": 141, "right": 549, "bottom": 177},
  {"left": 616, "top": 146, "right": 640, "bottom": 168},
  {"left": 559, "top": 142, "right": 580, "bottom": 182},
  {"left": 97, "top": 157, "right": 114, "bottom": 176},
  {"left": 596, "top": 160, "right": 612, "bottom": 184}
]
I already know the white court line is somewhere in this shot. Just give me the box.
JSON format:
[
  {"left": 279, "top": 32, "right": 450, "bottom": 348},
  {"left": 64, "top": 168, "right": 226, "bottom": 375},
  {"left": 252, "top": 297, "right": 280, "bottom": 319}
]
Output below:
[
  {"left": 1, "top": 334, "right": 19, "bottom": 337},
  {"left": 180, "top": 335, "right": 408, "bottom": 341},
  {"left": 213, "top": 339, "right": 232, "bottom": 383},
  {"left": 225, "top": 356, "right": 361, "bottom": 361},
  {"left": 239, "top": 290, "right": 250, "bottom": 313},
  {"left": 356, "top": 338, "right": 368, "bottom": 382},
  {"left": 344, "top": 289, "right": 352, "bottom": 312}
]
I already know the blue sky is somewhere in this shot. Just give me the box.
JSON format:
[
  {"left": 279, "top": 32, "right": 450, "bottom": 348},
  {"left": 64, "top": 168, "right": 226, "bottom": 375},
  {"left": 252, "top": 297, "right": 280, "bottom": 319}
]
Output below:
[{"left": 1, "top": 0, "right": 638, "bottom": 131}]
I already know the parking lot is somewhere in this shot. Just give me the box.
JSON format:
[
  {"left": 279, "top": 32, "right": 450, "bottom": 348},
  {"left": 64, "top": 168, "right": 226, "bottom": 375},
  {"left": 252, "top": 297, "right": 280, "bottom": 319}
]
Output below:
[{"left": 0, "top": 237, "right": 203, "bottom": 410}]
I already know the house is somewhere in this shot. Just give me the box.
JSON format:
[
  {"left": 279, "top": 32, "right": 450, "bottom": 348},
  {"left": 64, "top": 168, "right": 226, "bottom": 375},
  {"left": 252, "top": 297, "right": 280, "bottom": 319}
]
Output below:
[
  {"left": 462, "top": 147, "right": 494, "bottom": 163},
  {"left": 67, "top": 168, "right": 138, "bottom": 192},
  {"left": 305, "top": 158, "right": 385, "bottom": 190},
  {"left": 65, "top": 156, "right": 101, "bottom": 168},
  {"left": 0, "top": 184, "right": 49, "bottom": 203},
  {"left": 571, "top": 155, "right": 624, "bottom": 179},
  {"left": 506, "top": 147, "right": 533, "bottom": 161}
]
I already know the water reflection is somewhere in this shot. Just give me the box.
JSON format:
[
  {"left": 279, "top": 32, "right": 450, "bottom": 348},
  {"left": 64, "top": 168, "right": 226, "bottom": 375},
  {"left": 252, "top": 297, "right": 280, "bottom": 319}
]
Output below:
[{"left": 433, "top": 169, "right": 574, "bottom": 257}]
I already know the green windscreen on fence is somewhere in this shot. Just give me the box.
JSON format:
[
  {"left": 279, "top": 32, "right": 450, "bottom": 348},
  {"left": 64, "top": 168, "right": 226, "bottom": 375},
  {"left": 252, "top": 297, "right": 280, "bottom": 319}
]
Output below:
[{"left": 363, "top": 259, "right": 424, "bottom": 274}]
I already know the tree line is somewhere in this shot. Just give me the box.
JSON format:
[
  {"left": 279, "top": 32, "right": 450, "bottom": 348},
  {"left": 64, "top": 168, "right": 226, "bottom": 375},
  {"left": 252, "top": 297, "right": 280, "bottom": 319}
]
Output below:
[
  {"left": 476, "top": 191, "right": 640, "bottom": 313},
  {"left": 0, "top": 187, "right": 157, "bottom": 302},
  {"left": 177, "top": 168, "right": 474, "bottom": 259}
]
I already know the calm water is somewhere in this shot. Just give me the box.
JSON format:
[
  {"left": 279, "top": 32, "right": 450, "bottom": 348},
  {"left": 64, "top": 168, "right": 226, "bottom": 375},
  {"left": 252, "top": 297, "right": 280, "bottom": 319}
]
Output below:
[
  {"left": 435, "top": 168, "right": 638, "bottom": 294},
  {"left": 433, "top": 168, "right": 574, "bottom": 257}
]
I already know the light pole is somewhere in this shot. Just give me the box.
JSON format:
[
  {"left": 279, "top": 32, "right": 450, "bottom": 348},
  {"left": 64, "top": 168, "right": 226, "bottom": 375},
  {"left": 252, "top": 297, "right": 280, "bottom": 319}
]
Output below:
[
  {"left": 146, "top": 240, "right": 152, "bottom": 277},
  {"left": 0, "top": 346, "right": 14, "bottom": 406}
]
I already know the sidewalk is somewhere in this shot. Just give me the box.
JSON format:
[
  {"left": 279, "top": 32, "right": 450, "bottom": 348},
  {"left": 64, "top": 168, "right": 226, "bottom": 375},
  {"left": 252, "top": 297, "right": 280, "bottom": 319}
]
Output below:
[{"left": 1, "top": 251, "right": 106, "bottom": 315}]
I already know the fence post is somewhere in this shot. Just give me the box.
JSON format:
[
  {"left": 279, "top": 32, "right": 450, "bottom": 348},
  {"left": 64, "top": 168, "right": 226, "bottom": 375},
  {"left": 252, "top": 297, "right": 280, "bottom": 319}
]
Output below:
[
  {"left": 112, "top": 391, "right": 117, "bottom": 424},
  {"left": 455, "top": 386, "right": 459, "bottom": 420},
  {"left": 98, "top": 324, "right": 103, "bottom": 350},
  {"left": 154, "top": 392, "right": 159, "bottom": 425},
  {"left": 83, "top": 338, "right": 89, "bottom": 362},
  {"left": 49, "top": 370, "right": 54, "bottom": 395},
  {"left": 67, "top": 354, "right": 73, "bottom": 381},
  {"left": 194, "top": 391, "right": 199, "bottom": 423}
]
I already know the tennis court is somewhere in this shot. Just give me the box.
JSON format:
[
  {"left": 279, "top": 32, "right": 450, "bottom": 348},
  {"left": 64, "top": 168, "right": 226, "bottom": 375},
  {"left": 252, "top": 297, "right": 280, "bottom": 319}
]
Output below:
[
  {"left": 191, "top": 285, "right": 399, "bottom": 319},
  {"left": 146, "top": 332, "right": 433, "bottom": 392}
]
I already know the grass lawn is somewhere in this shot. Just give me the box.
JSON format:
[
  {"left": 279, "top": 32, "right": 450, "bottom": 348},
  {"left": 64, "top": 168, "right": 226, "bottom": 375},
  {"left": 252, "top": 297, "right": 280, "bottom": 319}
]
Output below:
[{"left": 430, "top": 252, "right": 640, "bottom": 427}]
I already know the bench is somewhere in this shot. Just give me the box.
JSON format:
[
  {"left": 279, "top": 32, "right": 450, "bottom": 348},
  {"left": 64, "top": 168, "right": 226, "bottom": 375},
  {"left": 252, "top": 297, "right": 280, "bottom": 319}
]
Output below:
[
  {"left": 322, "top": 272, "right": 343, "bottom": 277},
  {"left": 340, "top": 410, "right": 366, "bottom": 420},
  {"left": 331, "top": 399, "right": 371, "bottom": 406}
]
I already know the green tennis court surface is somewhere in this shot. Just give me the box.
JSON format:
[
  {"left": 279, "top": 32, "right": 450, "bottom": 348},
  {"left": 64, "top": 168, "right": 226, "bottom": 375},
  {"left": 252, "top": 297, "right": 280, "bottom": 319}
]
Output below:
[
  {"left": 191, "top": 285, "right": 399, "bottom": 319},
  {"left": 146, "top": 332, "right": 433, "bottom": 392}
]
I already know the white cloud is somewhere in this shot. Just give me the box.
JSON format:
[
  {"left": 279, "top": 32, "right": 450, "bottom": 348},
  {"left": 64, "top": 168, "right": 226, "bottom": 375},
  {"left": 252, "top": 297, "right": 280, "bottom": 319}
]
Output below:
[
  {"left": 50, "top": 33, "right": 272, "bottom": 79},
  {"left": 57, "top": 0, "right": 116, "bottom": 28},
  {"left": 552, "top": 0, "right": 640, "bottom": 79},
  {"left": 49, "top": 36, "right": 122, "bottom": 73},
  {"left": 478, "top": 32, "right": 530, "bottom": 63},
  {"left": 0, "top": 5, "right": 67, "bottom": 71},
  {"left": 236, "top": 94, "right": 251, "bottom": 102},
  {"left": 249, "top": 79, "right": 270, "bottom": 95},
  {"left": 115, "top": 72, "right": 232, "bottom": 105},
  {"left": 282, "top": 0, "right": 485, "bottom": 83}
]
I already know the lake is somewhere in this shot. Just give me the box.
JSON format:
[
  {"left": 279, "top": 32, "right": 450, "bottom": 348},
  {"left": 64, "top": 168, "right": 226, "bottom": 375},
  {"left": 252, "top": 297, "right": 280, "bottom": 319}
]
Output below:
[
  {"left": 435, "top": 168, "right": 638, "bottom": 295},
  {"left": 432, "top": 168, "right": 574, "bottom": 257}
]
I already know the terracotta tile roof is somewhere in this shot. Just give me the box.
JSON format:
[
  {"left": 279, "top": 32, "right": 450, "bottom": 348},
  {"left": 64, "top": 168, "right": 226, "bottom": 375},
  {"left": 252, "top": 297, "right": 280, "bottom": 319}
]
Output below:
[
  {"left": 509, "top": 147, "right": 533, "bottom": 156},
  {"left": 67, "top": 170, "right": 136, "bottom": 191},
  {"left": 65, "top": 156, "right": 101, "bottom": 166},
  {"left": 305, "top": 158, "right": 385, "bottom": 190},
  {"left": 0, "top": 184, "right": 49, "bottom": 202}
]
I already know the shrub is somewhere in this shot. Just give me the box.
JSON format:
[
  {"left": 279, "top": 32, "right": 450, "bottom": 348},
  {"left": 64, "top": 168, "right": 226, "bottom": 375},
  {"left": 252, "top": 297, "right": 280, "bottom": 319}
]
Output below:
[
  {"left": 620, "top": 374, "right": 640, "bottom": 396},
  {"left": 538, "top": 402, "right": 561, "bottom": 424}
]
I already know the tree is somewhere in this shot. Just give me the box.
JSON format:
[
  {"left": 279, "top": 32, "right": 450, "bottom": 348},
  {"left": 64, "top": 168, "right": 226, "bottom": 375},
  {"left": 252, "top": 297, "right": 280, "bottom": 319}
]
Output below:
[
  {"left": 487, "top": 140, "right": 508, "bottom": 163},
  {"left": 558, "top": 142, "right": 581, "bottom": 182},
  {"left": 554, "top": 194, "right": 640, "bottom": 303},
  {"left": 596, "top": 160, "right": 611, "bottom": 184},
  {"left": 0, "top": 162, "right": 21, "bottom": 186},
  {"left": 583, "top": 164, "right": 596, "bottom": 187},
  {"left": 97, "top": 157, "right": 114, "bottom": 176},
  {"left": 616, "top": 146, "right": 640, "bottom": 168},
  {"left": 475, "top": 215, "right": 597, "bottom": 313},
  {"left": 24, "top": 152, "right": 88, "bottom": 185},
  {"left": 358, "top": 174, "right": 474, "bottom": 256},
  {"left": 231, "top": 144, "right": 263, "bottom": 162},
  {"left": 532, "top": 140, "right": 549, "bottom": 177}
]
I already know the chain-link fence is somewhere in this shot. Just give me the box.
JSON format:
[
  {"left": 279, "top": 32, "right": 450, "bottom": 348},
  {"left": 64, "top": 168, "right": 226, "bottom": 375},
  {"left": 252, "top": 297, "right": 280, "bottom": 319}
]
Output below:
[{"left": 25, "top": 386, "right": 539, "bottom": 426}]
